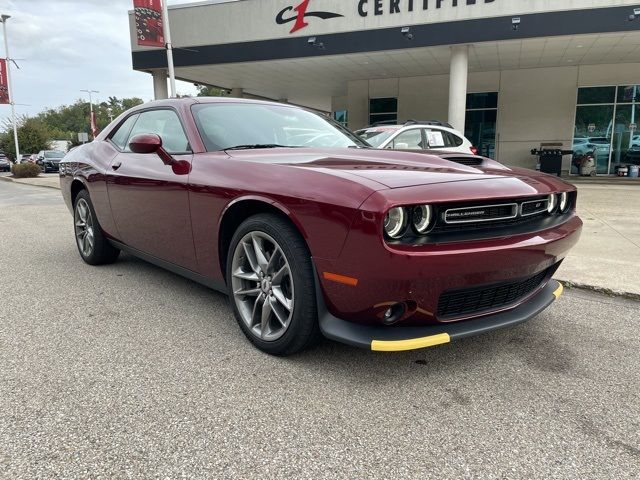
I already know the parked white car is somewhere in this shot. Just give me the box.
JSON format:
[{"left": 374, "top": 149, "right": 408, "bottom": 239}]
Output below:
[{"left": 355, "top": 120, "right": 477, "bottom": 155}]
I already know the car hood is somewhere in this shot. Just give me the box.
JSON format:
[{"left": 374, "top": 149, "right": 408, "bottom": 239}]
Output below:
[{"left": 226, "top": 148, "right": 558, "bottom": 190}]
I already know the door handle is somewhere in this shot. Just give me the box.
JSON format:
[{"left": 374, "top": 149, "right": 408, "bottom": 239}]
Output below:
[{"left": 112, "top": 161, "right": 122, "bottom": 171}]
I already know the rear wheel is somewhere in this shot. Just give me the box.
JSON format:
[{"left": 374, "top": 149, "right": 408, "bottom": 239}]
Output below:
[
  {"left": 73, "top": 190, "right": 120, "bottom": 265},
  {"left": 227, "top": 214, "right": 319, "bottom": 356}
]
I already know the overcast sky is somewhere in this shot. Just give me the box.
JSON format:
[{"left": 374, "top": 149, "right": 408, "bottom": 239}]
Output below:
[{"left": 0, "top": 0, "right": 199, "bottom": 121}]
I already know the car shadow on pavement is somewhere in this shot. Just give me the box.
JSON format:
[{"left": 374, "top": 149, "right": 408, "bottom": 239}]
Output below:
[{"left": 110, "top": 252, "right": 576, "bottom": 383}]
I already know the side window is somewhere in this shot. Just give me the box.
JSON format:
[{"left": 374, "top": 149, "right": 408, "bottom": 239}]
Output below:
[
  {"left": 425, "top": 129, "right": 447, "bottom": 149},
  {"left": 425, "top": 129, "right": 462, "bottom": 149},
  {"left": 126, "top": 109, "right": 190, "bottom": 154},
  {"left": 389, "top": 129, "right": 423, "bottom": 150},
  {"left": 110, "top": 114, "right": 139, "bottom": 150},
  {"left": 447, "top": 132, "right": 464, "bottom": 147}
]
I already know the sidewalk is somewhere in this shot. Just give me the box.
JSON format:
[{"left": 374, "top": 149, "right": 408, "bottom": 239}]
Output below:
[
  {"left": 556, "top": 183, "right": 640, "bottom": 298},
  {"left": 2, "top": 172, "right": 639, "bottom": 298}
]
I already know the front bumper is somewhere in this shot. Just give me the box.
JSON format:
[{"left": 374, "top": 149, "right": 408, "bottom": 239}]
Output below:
[
  {"left": 314, "top": 214, "right": 582, "bottom": 326},
  {"left": 318, "top": 278, "right": 563, "bottom": 351}
]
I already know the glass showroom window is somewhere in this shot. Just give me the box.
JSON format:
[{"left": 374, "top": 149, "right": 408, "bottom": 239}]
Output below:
[
  {"left": 369, "top": 98, "right": 398, "bottom": 126},
  {"left": 465, "top": 92, "right": 498, "bottom": 159},
  {"left": 573, "top": 86, "right": 640, "bottom": 175},
  {"left": 333, "top": 110, "right": 348, "bottom": 127}
]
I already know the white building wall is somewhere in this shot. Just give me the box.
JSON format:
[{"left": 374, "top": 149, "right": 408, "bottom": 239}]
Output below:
[
  {"left": 497, "top": 66, "right": 579, "bottom": 170},
  {"left": 398, "top": 75, "right": 450, "bottom": 125},
  {"left": 578, "top": 63, "right": 640, "bottom": 86},
  {"left": 347, "top": 80, "right": 369, "bottom": 131}
]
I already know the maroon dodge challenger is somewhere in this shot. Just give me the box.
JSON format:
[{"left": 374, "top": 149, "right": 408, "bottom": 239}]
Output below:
[{"left": 60, "top": 98, "right": 582, "bottom": 356}]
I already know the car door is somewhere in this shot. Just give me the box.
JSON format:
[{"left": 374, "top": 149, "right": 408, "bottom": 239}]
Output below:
[{"left": 106, "top": 108, "right": 198, "bottom": 271}]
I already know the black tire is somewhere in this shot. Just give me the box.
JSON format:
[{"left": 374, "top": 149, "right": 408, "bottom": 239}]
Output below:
[
  {"left": 73, "top": 190, "right": 120, "bottom": 266},
  {"left": 226, "top": 213, "right": 320, "bottom": 356}
]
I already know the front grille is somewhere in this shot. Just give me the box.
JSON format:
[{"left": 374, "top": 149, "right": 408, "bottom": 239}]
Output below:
[
  {"left": 521, "top": 198, "right": 549, "bottom": 216},
  {"left": 430, "top": 196, "right": 554, "bottom": 234},
  {"left": 444, "top": 203, "right": 517, "bottom": 224},
  {"left": 437, "top": 269, "right": 550, "bottom": 319}
]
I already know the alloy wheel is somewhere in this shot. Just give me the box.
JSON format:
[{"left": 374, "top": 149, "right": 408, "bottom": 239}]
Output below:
[
  {"left": 74, "top": 198, "right": 95, "bottom": 257},
  {"left": 231, "top": 231, "right": 294, "bottom": 342}
]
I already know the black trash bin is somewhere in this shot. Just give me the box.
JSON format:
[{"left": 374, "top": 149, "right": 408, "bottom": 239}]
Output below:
[{"left": 531, "top": 148, "right": 573, "bottom": 177}]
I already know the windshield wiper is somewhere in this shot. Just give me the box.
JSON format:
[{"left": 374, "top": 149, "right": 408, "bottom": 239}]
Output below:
[{"left": 224, "top": 144, "right": 294, "bottom": 151}]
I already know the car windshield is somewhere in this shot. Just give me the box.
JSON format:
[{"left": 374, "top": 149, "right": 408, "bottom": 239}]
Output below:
[
  {"left": 356, "top": 129, "right": 398, "bottom": 148},
  {"left": 45, "top": 151, "right": 65, "bottom": 159},
  {"left": 192, "top": 103, "right": 367, "bottom": 151}
]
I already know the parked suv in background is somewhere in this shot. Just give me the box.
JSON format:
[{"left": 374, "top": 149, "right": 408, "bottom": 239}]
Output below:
[
  {"left": 20, "top": 154, "right": 33, "bottom": 163},
  {"left": 355, "top": 120, "right": 477, "bottom": 155},
  {"left": 36, "top": 150, "right": 66, "bottom": 173}
]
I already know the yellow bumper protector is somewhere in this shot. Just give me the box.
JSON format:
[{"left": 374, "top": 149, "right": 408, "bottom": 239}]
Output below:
[
  {"left": 553, "top": 282, "right": 564, "bottom": 299},
  {"left": 371, "top": 333, "right": 451, "bottom": 352}
]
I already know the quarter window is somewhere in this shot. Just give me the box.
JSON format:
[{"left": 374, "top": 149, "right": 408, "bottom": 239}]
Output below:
[
  {"left": 126, "top": 109, "right": 190, "bottom": 154},
  {"left": 425, "top": 129, "right": 453, "bottom": 149}
]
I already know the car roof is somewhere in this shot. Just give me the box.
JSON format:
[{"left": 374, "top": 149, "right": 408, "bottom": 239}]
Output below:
[
  {"left": 130, "top": 96, "right": 300, "bottom": 112},
  {"left": 359, "top": 124, "right": 456, "bottom": 132}
]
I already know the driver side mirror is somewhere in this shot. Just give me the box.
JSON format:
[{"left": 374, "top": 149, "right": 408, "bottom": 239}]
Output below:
[
  {"left": 129, "top": 133, "right": 163, "bottom": 155},
  {"left": 128, "top": 133, "right": 191, "bottom": 175}
]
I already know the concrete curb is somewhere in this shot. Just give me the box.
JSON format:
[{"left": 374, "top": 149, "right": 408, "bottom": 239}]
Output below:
[
  {"left": 0, "top": 175, "right": 61, "bottom": 190},
  {"left": 559, "top": 280, "right": 640, "bottom": 302}
]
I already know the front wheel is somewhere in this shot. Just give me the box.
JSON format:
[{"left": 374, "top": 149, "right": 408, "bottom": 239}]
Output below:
[
  {"left": 227, "top": 214, "right": 320, "bottom": 356},
  {"left": 73, "top": 190, "right": 120, "bottom": 265}
]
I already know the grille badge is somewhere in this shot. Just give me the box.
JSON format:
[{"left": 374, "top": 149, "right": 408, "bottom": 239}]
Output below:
[{"left": 444, "top": 203, "right": 518, "bottom": 224}]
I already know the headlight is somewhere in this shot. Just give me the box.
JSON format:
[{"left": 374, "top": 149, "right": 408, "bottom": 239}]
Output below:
[
  {"left": 559, "top": 192, "right": 569, "bottom": 212},
  {"left": 412, "top": 205, "right": 433, "bottom": 234},
  {"left": 384, "top": 207, "right": 407, "bottom": 239},
  {"left": 547, "top": 194, "right": 558, "bottom": 214}
]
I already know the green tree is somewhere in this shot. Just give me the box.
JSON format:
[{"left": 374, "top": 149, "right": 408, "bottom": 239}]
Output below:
[
  {"left": 0, "top": 116, "right": 51, "bottom": 160},
  {"left": 36, "top": 97, "right": 144, "bottom": 139},
  {"left": 196, "top": 85, "right": 228, "bottom": 97}
]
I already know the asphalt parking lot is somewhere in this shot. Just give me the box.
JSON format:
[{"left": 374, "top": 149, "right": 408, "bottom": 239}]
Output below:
[{"left": 0, "top": 181, "right": 638, "bottom": 479}]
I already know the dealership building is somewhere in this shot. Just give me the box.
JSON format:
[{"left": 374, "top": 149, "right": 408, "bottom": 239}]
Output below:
[{"left": 129, "top": 0, "right": 640, "bottom": 174}]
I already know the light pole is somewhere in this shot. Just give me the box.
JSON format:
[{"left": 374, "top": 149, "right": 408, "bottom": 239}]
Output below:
[
  {"left": 1, "top": 14, "right": 20, "bottom": 164},
  {"left": 80, "top": 89, "right": 99, "bottom": 138},
  {"left": 161, "top": 1, "right": 177, "bottom": 98}
]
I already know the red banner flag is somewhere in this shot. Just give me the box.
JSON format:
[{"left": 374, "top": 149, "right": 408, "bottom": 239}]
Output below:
[
  {"left": 0, "top": 59, "right": 10, "bottom": 105},
  {"left": 90, "top": 111, "right": 98, "bottom": 139},
  {"left": 134, "top": 0, "right": 165, "bottom": 47}
]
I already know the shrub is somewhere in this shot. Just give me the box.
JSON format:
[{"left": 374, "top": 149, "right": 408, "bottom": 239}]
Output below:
[{"left": 12, "top": 163, "right": 42, "bottom": 178}]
